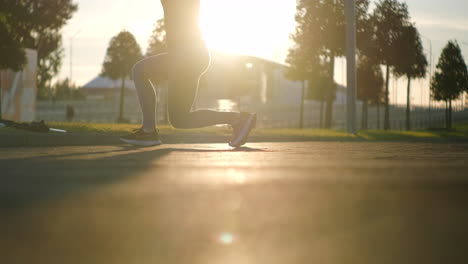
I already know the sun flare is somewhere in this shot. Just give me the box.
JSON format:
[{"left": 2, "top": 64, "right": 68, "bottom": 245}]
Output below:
[{"left": 199, "top": 0, "right": 296, "bottom": 59}]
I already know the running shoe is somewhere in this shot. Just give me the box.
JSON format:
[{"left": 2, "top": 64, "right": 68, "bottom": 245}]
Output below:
[
  {"left": 229, "top": 112, "right": 257, "bottom": 148},
  {"left": 120, "top": 128, "right": 162, "bottom": 146}
]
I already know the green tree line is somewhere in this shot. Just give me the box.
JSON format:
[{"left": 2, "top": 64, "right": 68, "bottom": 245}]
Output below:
[
  {"left": 288, "top": 0, "right": 467, "bottom": 130},
  {"left": 100, "top": 19, "right": 167, "bottom": 122},
  {"left": 0, "top": 0, "right": 78, "bottom": 99},
  {"left": 96, "top": 1, "right": 467, "bottom": 129}
]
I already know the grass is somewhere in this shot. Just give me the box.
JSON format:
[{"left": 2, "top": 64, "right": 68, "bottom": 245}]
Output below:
[
  {"left": 2, "top": 121, "right": 468, "bottom": 142},
  {"left": 54, "top": 121, "right": 468, "bottom": 141},
  {"left": 45, "top": 122, "right": 232, "bottom": 135}
]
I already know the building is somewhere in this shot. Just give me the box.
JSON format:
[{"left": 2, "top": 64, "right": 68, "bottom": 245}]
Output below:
[
  {"left": 79, "top": 53, "right": 349, "bottom": 127},
  {"left": 82, "top": 53, "right": 306, "bottom": 108},
  {"left": 82, "top": 76, "right": 137, "bottom": 100}
]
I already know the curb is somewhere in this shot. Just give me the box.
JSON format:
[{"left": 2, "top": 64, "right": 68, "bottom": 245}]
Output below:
[
  {"left": 0, "top": 132, "right": 233, "bottom": 147},
  {"left": 0, "top": 133, "right": 120, "bottom": 147},
  {"left": 2, "top": 131, "right": 468, "bottom": 147}
]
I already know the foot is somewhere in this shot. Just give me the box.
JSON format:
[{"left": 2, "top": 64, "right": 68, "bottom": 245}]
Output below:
[
  {"left": 120, "top": 128, "right": 162, "bottom": 146},
  {"left": 229, "top": 112, "right": 257, "bottom": 148}
]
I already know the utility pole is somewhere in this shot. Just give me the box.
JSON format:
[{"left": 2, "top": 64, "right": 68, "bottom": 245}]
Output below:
[
  {"left": 69, "top": 30, "right": 81, "bottom": 82},
  {"left": 0, "top": 73, "right": 2, "bottom": 119},
  {"left": 421, "top": 34, "right": 432, "bottom": 126},
  {"left": 346, "top": 0, "right": 357, "bottom": 133},
  {"left": 461, "top": 41, "right": 468, "bottom": 110}
]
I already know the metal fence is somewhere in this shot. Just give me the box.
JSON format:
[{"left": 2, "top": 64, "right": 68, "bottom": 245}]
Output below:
[
  {"left": 37, "top": 91, "right": 168, "bottom": 125},
  {"left": 257, "top": 102, "right": 468, "bottom": 130},
  {"left": 37, "top": 97, "right": 468, "bottom": 130}
]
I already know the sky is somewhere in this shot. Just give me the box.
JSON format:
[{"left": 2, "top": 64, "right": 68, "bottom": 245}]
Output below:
[{"left": 59, "top": 0, "right": 468, "bottom": 106}]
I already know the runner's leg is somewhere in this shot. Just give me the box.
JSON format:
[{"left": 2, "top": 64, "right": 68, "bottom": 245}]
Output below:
[
  {"left": 162, "top": 0, "right": 240, "bottom": 129},
  {"left": 132, "top": 53, "right": 169, "bottom": 131},
  {"left": 167, "top": 66, "right": 240, "bottom": 129},
  {"left": 134, "top": 52, "right": 239, "bottom": 130}
]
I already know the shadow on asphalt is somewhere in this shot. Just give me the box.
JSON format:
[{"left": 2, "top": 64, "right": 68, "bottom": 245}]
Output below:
[
  {"left": 0, "top": 145, "right": 266, "bottom": 214},
  {"left": 2, "top": 142, "right": 468, "bottom": 264}
]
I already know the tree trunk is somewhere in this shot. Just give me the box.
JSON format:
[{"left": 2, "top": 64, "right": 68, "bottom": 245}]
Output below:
[
  {"left": 299, "top": 81, "right": 305, "bottom": 129},
  {"left": 361, "top": 100, "right": 368, "bottom": 130},
  {"left": 377, "top": 103, "right": 380, "bottom": 129},
  {"left": 448, "top": 99, "right": 452, "bottom": 130},
  {"left": 325, "top": 54, "right": 335, "bottom": 129},
  {"left": 325, "top": 100, "right": 333, "bottom": 129},
  {"left": 384, "top": 65, "right": 390, "bottom": 130},
  {"left": 319, "top": 101, "right": 324, "bottom": 128},
  {"left": 0, "top": 73, "right": 2, "bottom": 120},
  {"left": 118, "top": 77, "right": 126, "bottom": 123},
  {"left": 445, "top": 101, "right": 448, "bottom": 129},
  {"left": 406, "top": 75, "right": 411, "bottom": 131}
]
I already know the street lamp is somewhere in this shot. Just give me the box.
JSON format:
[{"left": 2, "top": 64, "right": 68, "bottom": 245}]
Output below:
[
  {"left": 69, "top": 30, "right": 81, "bottom": 82},
  {"left": 345, "top": 0, "right": 357, "bottom": 133}
]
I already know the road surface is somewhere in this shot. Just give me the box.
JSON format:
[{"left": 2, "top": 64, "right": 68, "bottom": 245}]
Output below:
[{"left": 1, "top": 142, "right": 468, "bottom": 264}]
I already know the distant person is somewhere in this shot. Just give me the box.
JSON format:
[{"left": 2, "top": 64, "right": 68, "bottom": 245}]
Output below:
[
  {"left": 66, "top": 104, "right": 75, "bottom": 122},
  {"left": 120, "top": 0, "right": 256, "bottom": 147}
]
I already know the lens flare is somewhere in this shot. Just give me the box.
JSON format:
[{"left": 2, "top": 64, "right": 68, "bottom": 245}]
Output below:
[
  {"left": 199, "top": 0, "right": 296, "bottom": 58},
  {"left": 219, "top": 232, "right": 234, "bottom": 245}
]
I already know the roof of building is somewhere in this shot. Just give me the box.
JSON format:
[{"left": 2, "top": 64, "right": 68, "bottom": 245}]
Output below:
[
  {"left": 210, "top": 51, "right": 289, "bottom": 69},
  {"left": 82, "top": 54, "right": 290, "bottom": 91},
  {"left": 83, "top": 76, "right": 135, "bottom": 90}
]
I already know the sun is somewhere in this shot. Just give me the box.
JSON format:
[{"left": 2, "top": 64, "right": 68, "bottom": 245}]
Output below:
[{"left": 199, "top": 0, "right": 296, "bottom": 59}]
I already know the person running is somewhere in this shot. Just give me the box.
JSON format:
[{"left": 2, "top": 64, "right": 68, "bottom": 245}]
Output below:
[{"left": 120, "top": 0, "right": 256, "bottom": 147}]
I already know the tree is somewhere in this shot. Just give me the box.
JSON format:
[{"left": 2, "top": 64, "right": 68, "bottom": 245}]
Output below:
[
  {"left": 431, "top": 40, "right": 468, "bottom": 130},
  {"left": 0, "top": 14, "right": 26, "bottom": 71},
  {"left": 393, "top": 25, "right": 427, "bottom": 130},
  {"left": 52, "top": 79, "right": 85, "bottom": 101},
  {"left": 286, "top": 34, "right": 323, "bottom": 128},
  {"left": 371, "top": 0, "right": 411, "bottom": 130},
  {"left": 0, "top": 11, "right": 25, "bottom": 119},
  {"left": 308, "top": 70, "right": 336, "bottom": 128},
  {"left": 0, "top": 0, "right": 78, "bottom": 94},
  {"left": 288, "top": 0, "right": 370, "bottom": 128},
  {"left": 101, "top": 30, "right": 143, "bottom": 123},
  {"left": 146, "top": 19, "right": 167, "bottom": 57},
  {"left": 357, "top": 56, "right": 385, "bottom": 129}
]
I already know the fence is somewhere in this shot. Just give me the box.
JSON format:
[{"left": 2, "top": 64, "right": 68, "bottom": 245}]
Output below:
[
  {"left": 37, "top": 96, "right": 468, "bottom": 130},
  {"left": 37, "top": 89, "right": 168, "bottom": 124},
  {"left": 257, "top": 102, "right": 468, "bottom": 130}
]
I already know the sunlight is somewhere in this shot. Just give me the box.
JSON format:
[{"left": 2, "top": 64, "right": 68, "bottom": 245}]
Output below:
[
  {"left": 217, "top": 99, "right": 236, "bottom": 112},
  {"left": 199, "top": 0, "right": 296, "bottom": 58},
  {"left": 226, "top": 168, "right": 247, "bottom": 184},
  {"left": 219, "top": 232, "right": 235, "bottom": 245}
]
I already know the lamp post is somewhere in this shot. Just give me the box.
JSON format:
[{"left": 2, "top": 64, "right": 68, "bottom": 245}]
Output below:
[
  {"left": 420, "top": 34, "right": 433, "bottom": 126},
  {"left": 345, "top": 0, "right": 357, "bottom": 133},
  {"left": 69, "top": 30, "right": 81, "bottom": 82}
]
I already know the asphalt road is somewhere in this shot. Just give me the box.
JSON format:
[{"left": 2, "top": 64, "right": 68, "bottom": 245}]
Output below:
[{"left": 1, "top": 142, "right": 468, "bottom": 264}]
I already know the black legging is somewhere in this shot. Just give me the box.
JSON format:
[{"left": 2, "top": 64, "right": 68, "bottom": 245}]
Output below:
[{"left": 133, "top": 0, "right": 239, "bottom": 130}]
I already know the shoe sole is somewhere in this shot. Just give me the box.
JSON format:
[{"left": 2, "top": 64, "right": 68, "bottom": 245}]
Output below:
[
  {"left": 120, "top": 138, "right": 162, "bottom": 146},
  {"left": 229, "top": 114, "right": 256, "bottom": 148}
]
